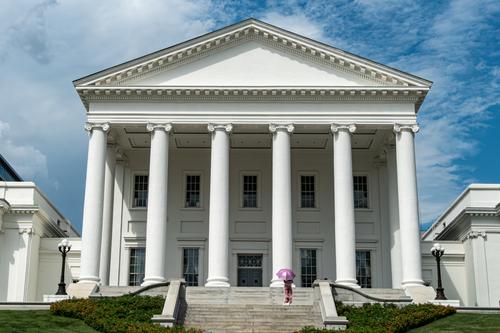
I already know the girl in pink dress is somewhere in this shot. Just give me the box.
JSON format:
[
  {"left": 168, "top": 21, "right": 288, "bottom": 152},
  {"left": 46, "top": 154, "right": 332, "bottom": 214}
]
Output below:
[{"left": 283, "top": 279, "right": 293, "bottom": 305}]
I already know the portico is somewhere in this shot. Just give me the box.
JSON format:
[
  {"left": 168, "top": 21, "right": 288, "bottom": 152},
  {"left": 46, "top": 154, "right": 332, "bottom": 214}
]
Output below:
[{"left": 74, "top": 19, "right": 431, "bottom": 290}]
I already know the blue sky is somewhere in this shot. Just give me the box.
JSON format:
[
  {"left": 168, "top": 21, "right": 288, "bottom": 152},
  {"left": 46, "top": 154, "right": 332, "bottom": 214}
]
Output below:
[{"left": 0, "top": 0, "right": 498, "bottom": 233}]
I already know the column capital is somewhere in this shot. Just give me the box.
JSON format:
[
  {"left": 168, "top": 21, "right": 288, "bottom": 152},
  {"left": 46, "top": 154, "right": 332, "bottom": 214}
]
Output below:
[
  {"left": 208, "top": 123, "right": 233, "bottom": 133},
  {"left": 146, "top": 123, "right": 173, "bottom": 132},
  {"left": 269, "top": 123, "right": 294, "bottom": 133},
  {"left": 393, "top": 123, "right": 419, "bottom": 134},
  {"left": 84, "top": 122, "right": 110, "bottom": 133},
  {"left": 330, "top": 123, "right": 356, "bottom": 134}
]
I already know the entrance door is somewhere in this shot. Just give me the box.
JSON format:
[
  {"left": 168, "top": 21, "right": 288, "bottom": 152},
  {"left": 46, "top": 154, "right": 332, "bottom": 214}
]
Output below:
[{"left": 237, "top": 254, "right": 263, "bottom": 287}]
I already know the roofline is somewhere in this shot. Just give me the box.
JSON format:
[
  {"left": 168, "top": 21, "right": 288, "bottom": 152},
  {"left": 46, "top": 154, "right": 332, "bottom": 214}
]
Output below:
[
  {"left": 73, "top": 18, "right": 257, "bottom": 85},
  {"left": 73, "top": 18, "right": 432, "bottom": 88},
  {"left": 422, "top": 183, "right": 500, "bottom": 239},
  {"left": 0, "top": 154, "right": 23, "bottom": 181}
]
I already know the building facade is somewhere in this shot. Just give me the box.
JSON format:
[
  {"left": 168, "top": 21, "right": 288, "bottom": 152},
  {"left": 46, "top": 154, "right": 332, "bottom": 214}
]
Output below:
[
  {"left": 74, "top": 19, "right": 432, "bottom": 290},
  {"left": 0, "top": 179, "right": 79, "bottom": 302},
  {"left": 422, "top": 184, "right": 500, "bottom": 307}
]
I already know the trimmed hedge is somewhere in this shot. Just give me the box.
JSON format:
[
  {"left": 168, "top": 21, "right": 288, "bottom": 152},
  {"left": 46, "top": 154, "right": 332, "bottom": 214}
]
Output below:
[
  {"left": 297, "top": 302, "right": 456, "bottom": 333},
  {"left": 50, "top": 295, "right": 201, "bottom": 333}
]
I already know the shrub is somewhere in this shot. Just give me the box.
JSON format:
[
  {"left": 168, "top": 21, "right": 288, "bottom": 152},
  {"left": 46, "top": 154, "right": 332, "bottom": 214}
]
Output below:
[
  {"left": 296, "top": 302, "right": 456, "bottom": 333},
  {"left": 50, "top": 295, "right": 201, "bottom": 333}
]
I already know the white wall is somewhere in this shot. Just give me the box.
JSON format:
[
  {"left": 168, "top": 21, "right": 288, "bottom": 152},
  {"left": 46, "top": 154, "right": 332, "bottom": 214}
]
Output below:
[
  {"left": 36, "top": 238, "right": 81, "bottom": 301},
  {"left": 421, "top": 241, "right": 467, "bottom": 305}
]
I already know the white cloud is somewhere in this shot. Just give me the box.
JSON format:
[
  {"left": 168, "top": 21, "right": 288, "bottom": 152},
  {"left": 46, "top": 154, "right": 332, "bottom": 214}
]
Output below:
[
  {"left": 261, "top": 12, "right": 327, "bottom": 41},
  {"left": 0, "top": 120, "right": 48, "bottom": 180},
  {"left": 0, "top": 0, "right": 497, "bottom": 229}
]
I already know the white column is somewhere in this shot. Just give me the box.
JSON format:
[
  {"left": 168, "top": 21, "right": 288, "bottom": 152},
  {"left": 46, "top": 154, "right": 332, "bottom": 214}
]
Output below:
[
  {"left": 394, "top": 124, "right": 424, "bottom": 287},
  {"left": 206, "top": 123, "right": 232, "bottom": 287},
  {"left": 79, "top": 122, "right": 110, "bottom": 284},
  {"left": 269, "top": 124, "right": 294, "bottom": 287},
  {"left": 386, "top": 145, "right": 402, "bottom": 288},
  {"left": 142, "top": 123, "right": 172, "bottom": 286},
  {"left": 99, "top": 144, "right": 117, "bottom": 286},
  {"left": 331, "top": 123, "right": 359, "bottom": 288}
]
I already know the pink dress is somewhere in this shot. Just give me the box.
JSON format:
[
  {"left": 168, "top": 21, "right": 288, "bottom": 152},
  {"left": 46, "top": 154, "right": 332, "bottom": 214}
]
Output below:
[{"left": 284, "top": 280, "right": 293, "bottom": 304}]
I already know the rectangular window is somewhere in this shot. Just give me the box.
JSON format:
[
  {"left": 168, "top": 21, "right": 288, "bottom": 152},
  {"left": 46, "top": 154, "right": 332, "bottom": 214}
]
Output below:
[
  {"left": 129, "top": 248, "right": 145, "bottom": 286},
  {"left": 185, "top": 175, "right": 201, "bottom": 208},
  {"left": 242, "top": 175, "right": 258, "bottom": 208},
  {"left": 183, "top": 248, "right": 199, "bottom": 286},
  {"left": 133, "top": 175, "right": 148, "bottom": 207},
  {"left": 300, "top": 249, "right": 317, "bottom": 287},
  {"left": 300, "top": 175, "right": 316, "bottom": 208},
  {"left": 356, "top": 250, "right": 372, "bottom": 288},
  {"left": 353, "top": 175, "right": 369, "bottom": 209},
  {"left": 237, "top": 254, "right": 263, "bottom": 287}
]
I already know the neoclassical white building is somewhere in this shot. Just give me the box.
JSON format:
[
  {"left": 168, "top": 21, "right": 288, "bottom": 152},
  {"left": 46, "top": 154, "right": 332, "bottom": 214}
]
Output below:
[
  {"left": 1, "top": 19, "right": 498, "bottom": 309},
  {"left": 0, "top": 154, "right": 80, "bottom": 302},
  {"left": 73, "top": 19, "right": 432, "bottom": 291}
]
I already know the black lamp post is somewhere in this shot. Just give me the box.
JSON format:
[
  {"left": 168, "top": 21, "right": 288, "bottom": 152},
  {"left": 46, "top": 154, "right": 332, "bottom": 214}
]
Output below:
[
  {"left": 56, "top": 239, "right": 72, "bottom": 295},
  {"left": 431, "top": 242, "right": 447, "bottom": 300}
]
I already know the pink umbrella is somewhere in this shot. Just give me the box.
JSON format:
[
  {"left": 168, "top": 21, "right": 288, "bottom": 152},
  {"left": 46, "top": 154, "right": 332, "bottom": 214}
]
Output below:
[{"left": 276, "top": 268, "right": 295, "bottom": 280}]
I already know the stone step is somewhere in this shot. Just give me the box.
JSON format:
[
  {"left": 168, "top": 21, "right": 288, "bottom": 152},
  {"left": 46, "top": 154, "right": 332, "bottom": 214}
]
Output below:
[
  {"left": 185, "top": 286, "right": 315, "bottom": 305},
  {"left": 183, "top": 303, "right": 323, "bottom": 333}
]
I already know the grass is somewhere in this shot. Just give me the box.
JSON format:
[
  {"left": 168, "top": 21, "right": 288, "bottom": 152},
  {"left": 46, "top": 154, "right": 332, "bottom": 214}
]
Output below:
[
  {"left": 0, "top": 310, "right": 98, "bottom": 333},
  {"left": 409, "top": 313, "right": 500, "bottom": 333}
]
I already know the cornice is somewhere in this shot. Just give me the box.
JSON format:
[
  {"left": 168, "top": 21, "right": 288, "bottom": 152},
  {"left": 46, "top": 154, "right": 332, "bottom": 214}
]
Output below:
[
  {"left": 76, "top": 23, "right": 430, "bottom": 89},
  {"left": 77, "top": 86, "right": 427, "bottom": 109},
  {"left": 9, "top": 205, "right": 38, "bottom": 214}
]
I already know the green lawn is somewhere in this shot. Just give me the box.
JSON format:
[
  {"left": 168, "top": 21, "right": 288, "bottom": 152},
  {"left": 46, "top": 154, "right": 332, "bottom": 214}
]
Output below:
[
  {"left": 409, "top": 313, "right": 500, "bottom": 333},
  {"left": 0, "top": 310, "right": 97, "bottom": 333}
]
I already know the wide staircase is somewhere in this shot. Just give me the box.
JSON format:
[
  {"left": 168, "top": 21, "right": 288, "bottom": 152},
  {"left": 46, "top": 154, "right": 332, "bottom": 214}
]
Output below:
[{"left": 183, "top": 287, "right": 323, "bottom": 333}]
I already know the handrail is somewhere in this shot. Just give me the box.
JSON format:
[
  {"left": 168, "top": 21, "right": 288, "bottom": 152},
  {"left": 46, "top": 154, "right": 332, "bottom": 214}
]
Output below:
[
  {"left": 330, "top": 282, "right": 412, "bottom": 303},
  {"left": 128, "top": 281, "right": 171, "bottom": 296}
]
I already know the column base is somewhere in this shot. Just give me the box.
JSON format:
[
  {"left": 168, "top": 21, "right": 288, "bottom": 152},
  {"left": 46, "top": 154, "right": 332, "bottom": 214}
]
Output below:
[
  {"left": 141, "top": 276, "right": 167, "bottom": 286},
  {"left": 205, "top": 277, "right": 230, "bottom": 287},
  {"left": 335, "top": 279, "right": 360, "bottom": 288},
  {"left": 78, "top": 276, "right": 100, "bottom": 284},
  {"left": 401, "top": 279, "right": 425, "bottom": 288},
  {"left": 270, "top": 279, "right": 284, "bottom": 288}
]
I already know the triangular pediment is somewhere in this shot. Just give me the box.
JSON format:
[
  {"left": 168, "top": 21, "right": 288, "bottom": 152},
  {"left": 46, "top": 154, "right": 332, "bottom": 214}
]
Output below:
[
  {"left": 74, "top": 19, "right": 432, "bottom": 90},
  {"left": 124, "top": 41, "right": 381, "bottom": 87}
]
